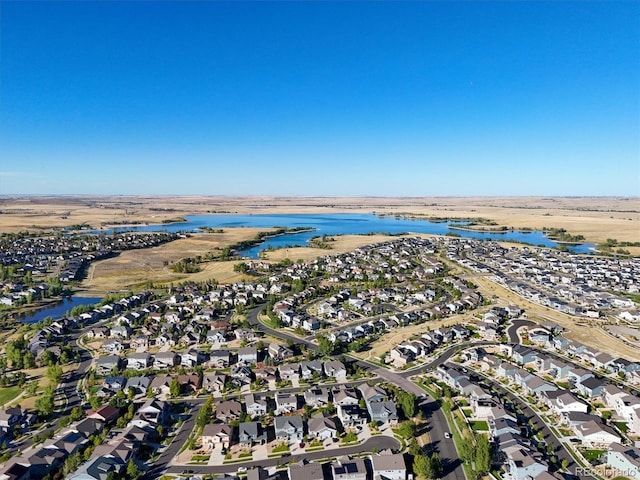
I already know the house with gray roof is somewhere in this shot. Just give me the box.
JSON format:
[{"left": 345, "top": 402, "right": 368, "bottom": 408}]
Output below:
[
  {"left": 274, "top": 415, "right": 304, "bottom": 443},
  {"left": 288, "top": 461, "right": 324, "bottom": 480},
  {"left": 96, "top": 355, "right": 121, "bottom": 376},
  {"left": 307, "top": 413, "right": 339, "bottom": 441},
  {"left": 238, "top": 421, "right": 266, "bottom": 447},
  {"left": 238, "top": 346, "right": 258, "bottom": 365},
  {"left": 332, "top": 456, "right": 367, "bottom": 480},
  {"left": 126, "top": 353, "right": 152, "bottom": 371},
  {"left": 605, "top": 443, "right": 640, "bottom": 480},
  {"left": 304, "top": 387, "right": 330, "bottom": 408},
  {"left": 370, "top": 452, "right": 406, "bottom": 480},
  {"left": 368, "top": 401, "right": 398, "bottom": 426},
  {"left": 124, "top": 376, "right": 150, "bottom": 395}
]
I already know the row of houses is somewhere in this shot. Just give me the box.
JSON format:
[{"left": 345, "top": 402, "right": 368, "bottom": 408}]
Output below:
[
  {"left": 242, "top": 451, "right": 407, "bottom": 480},
  {"left": 0, "top": 398, "right": 168, "bottom": 480},
  {"left": 94, "top": 358, "right": 349, "bottom": 399},
  {"left": 388, "top": 324, "right": 474, "bottom": 367},
  {"left": 433, "top": 363, "right": 563, "bottom": 480},
  {"left": 443, "top": 237, "right": 639, "bottom": 316},
  {"left": 200, "top": 384, "right": 400, "bottom": 452}
]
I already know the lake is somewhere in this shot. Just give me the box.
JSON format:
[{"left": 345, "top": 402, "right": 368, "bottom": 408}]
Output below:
[
  {"left": 18, "top": 296, "right": 101, "bottom": 324},
  {"left": 99, "top": 213, "right": 594, "bottom": 257}
]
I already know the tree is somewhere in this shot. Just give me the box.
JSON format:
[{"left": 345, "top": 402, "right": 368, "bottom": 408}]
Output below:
[
  {"left": 25, "top": 380, "right": 39, "bottom": 397},
  {"left": 169, "top": 378, "right": 181, "bottom": 398},
  {"left": 396, "top": 420, "right": 416, "bottom": 439},
  {"left": 413, "top": 453, "right": 434, "bottom": 480},
  {"left": 474, "top": 434, "right": 491, "bottom": 476},
  {"left": 317, "top": 336, "right": 334, "bottom": 357},
  {"left": 126, "top": 459, "right": 142, "bottom": 479},
  {"left": 70, "top": 406, "right": 84, "bottom": 421},
  {"left": 23, "top": 351, "right": 36, "bottom": 369},
  {"left": 35, "top": 386, "right": 55, "bottom": 418},
  {"left": 39, "top": 350, "right": 56, "bottom": 367},
  {"left": 398, "top": 391, "right": 417, "bottom": 418},
  {"left": 47, "top": 363, "right": 63, "bottom": 385}
]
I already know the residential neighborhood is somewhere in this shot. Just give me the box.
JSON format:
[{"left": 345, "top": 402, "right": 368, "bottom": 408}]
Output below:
[{"left": 0, "top": 234, "right": 638, "bottom": 480}]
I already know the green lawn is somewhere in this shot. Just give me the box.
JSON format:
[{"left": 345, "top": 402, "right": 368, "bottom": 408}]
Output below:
[
  {"left": 471, "top": 420, "right": 489, "bottom": 431},
  {"left": 613, "top": 421, "right": 629, "bottom": 434},
  {"left": 0, "top": 386, "right": 21, "bottom": 406},
  {"left": 581, "top": 449, "right": 607, "bottom": 461}
]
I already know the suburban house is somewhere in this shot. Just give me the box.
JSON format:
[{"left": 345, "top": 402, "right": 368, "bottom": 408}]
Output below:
[
  {"left": 238, "top": 421, "right": 266, "bottom": 447},
  {"left": 506, "top": 448, "right": 548, "bottom": 480},
  {"left": 324, "top": 360, "right": 347, "bottom": 380},
  {"left": 149, "top": 375, "right": 173, "bottom": 397},
  {"left": 574, "top": 420, "right": 622, "bottom": 446},
  {"left": 126, "top": 353, "right": 152, "bottom": 371},
  {"left": 605, "top": 443, "right": 640, "bottom": 480},
  {"left": 332, "top": 456, "right": 368, "bottom": 480},
  {"left": 370, "top": 452, "right": 407, "bottom": 480},
  {"left": 203, "top": 372, "right": 227, "bottom": 394},
  {"left": 215, "top": 400, "right": 244, "bottom": 423},
  {"left": 124, "top": 376, "right": 150, "bottom": 395},
  {"left": 96, "top": 355, "right": 121, "bottom": 376},
  {"left": 274, "top": 415, "right": 304, "bottom": 443},
  {"left": 332, "top": 386, "right": 359, "bottom": 406},
  {"left": 300, "top": 360, "right": 324, "bottom": 380},
  {"left": 275, "top": 393, "right": 298, "bottom": 415},
  {"left": 244, "top": 394, "right": 268, "bottom": 418},
  {"left": 153, "top": 351, "right": 178, "bottom": 369},
  {"left": 278, "top": 363, "right": 300, "bottom": 381},
  {"left": 238, "top": 346, "right": 258, "bottom": 365},
  {"left": 268, "top": 343, "right": 294, "bottom": 362},
  {"left": 288, "top": 461, "right": 324, "bottom": 480},
  {"left": 209, "top": 350, "right": 231, "bottom": 368},
  {"left": 368, "top": 401, "right": 399, "bottom": 426},
  {"left": 304, "top": 387, "right": 330, "bottom": 408},
  {"left": 337, "top": 404, "right": 366, "bottom": 427},
  {"left": 307, "top": 413, "right": 339, "bottom": 441},
  {"left": 201, "top": 424, "right": 234, "bottom": 451},
  {"left": 135, "top": 399, "right": 167, "bottom": 426},
  {"left": 87, "top": 405, "right": 120, "bottom": 425},
  {"left": 542, "top": 391, "right": 589, "bottom": 414}
]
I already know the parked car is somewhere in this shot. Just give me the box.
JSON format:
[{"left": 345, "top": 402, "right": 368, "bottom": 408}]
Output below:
[{"left": 444, "top": 432, "right": 451, "bottom": 439}]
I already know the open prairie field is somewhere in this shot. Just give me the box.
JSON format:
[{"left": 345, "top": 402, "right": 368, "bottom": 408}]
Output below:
[
  {"left": 80, "top": 229, "right": 267, "bottom": 293},
  {"left": 1, "top": 195, "right": 638, "bottom": 245},
  {"left": 471, "top": 276, "right": 640, "bottom": 362}
]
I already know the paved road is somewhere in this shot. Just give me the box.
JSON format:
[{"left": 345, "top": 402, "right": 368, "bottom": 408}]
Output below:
[
  {"left": 143, "top": 402, "right": 203, "bottom": 480},
  {"left": 162, "top": 435, "right": 400, "bottom": 476},
  {"left": 248, "top": 305, "right": 467, "bottom": 480},
  {"left": 507, "top": 318, "right": 536, "bottom": 343},
  {"left": 374, "top": 369, "right": 465, "bottom": 480},
  {"left": 7, "top": 328, "right": 93, "bottom": 453},
  {"left": 468, "top": 369, "right": 595, "bottom": 480}
]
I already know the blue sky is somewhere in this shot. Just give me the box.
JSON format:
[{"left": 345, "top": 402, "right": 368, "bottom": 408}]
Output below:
[{"left": 1, "top": 1, "right": 638, "bottom": 196}]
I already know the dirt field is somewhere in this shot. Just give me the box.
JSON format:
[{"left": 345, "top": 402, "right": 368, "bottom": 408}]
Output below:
[
  {"left": 471, "top": 276, "right": 640, "bottom": 361},
  {"left": 80, "top": 229, "right": 269, "bottom": 293},
  {"left": 1, "top": 195, "right": 638, "bottom": 245}
]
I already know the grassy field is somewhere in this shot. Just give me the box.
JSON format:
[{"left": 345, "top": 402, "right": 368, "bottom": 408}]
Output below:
[
  {"left": 80, "top": 229, "right": 269, "bottom": 293},
  {"left": 1, "top": 195, "right": 638, "bottom": 246},
  {"left": 0, "top": 386, "right": 22, "bottom": 407},
  {"left": 351, "top": 312, "right": 479, "bottom": 362},
  {"left": 470, "top": 276, "right": 640, "bottom": 361}
]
